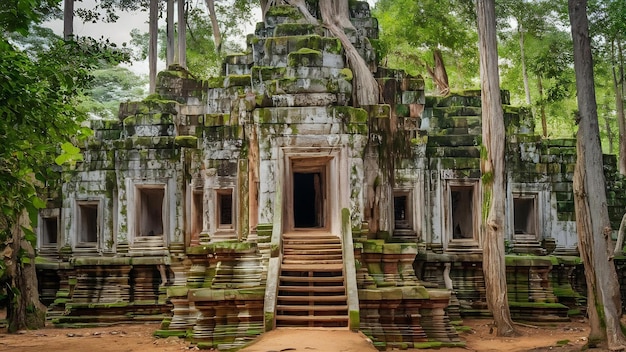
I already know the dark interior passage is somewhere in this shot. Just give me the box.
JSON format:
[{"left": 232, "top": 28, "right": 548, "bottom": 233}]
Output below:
[{"left": 293, "top": 172, "right": 322, "bottom": 228}]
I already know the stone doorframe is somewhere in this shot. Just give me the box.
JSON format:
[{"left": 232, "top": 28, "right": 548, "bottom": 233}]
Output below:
[{"left": 280, "top": 147, "right": 349, "bottom": 235}]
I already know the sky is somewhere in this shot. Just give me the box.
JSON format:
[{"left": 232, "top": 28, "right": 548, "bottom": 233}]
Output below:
[{"left": 45, "top": 0, "right": 378, "bottom": 76}]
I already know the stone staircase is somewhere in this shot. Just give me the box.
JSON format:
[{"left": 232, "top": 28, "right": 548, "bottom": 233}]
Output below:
[{"left": 276, "top": 232, "right": 349, "bottom": 328}]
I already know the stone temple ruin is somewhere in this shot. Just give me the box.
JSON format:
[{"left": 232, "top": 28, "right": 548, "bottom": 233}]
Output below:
[{"left": 34, "top": 1, "right": 626, "bottom": 351}]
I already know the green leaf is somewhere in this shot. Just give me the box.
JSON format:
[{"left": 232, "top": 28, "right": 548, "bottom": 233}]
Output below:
[
  {"left": 60, "top": 142, "right": 81, "bottom": 154},
  {"left": 31, "top": 196, "right": 46, "bottom": 209}
]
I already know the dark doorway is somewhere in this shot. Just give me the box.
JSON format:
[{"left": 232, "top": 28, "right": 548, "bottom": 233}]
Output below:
[{"left": 293, "top": 172, "right": 323, "bottom": 228}]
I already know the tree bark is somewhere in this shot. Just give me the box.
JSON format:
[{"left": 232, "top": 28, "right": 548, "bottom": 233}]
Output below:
[
  {"left": 177, "top": 0, "right": 187, "bottom": 67},
  {"left": 613, "top": 39, "right": 626, "bottom": 175},
  {"left": 569, "top": 0, "right": 626, "bottom": 349},
  {"left": 149, "top": 0, "right": 158, "bottom": 93},
  {"left": 425, "top": 48, "right": 450, "bottom": 96},
  {"left": 5, "top": 212, "right": 46, "bottom": 332},
  {"left": 204, "top": 0, "right": 222, "bottom": 53},
  {"left": 166, "top": 0, "right": 175, "bottom": 67},
  {"left": 476, "top": 0, "right": 517, "bottom": 337},
  {"left": 613, "top": 212, "right": 626, "bottom": 256},
  {"left": 538, "top": 75, "right": 548, "bottom": 138},
  {"left": 63, "top": 0, "right": 74, "bottom": 40}
]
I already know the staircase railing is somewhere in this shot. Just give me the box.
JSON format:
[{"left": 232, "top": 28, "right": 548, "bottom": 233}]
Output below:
[
  {"left": 341, "top": 208, "right": 360, "bottom": 330},
  {"left": 263, "top": 187, "right": 283, "bottom": 331}
]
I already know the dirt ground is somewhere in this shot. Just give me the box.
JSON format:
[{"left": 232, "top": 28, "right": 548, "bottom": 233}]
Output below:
[{"left": 0, "top": 317, "right": 603, "bottom": 352}]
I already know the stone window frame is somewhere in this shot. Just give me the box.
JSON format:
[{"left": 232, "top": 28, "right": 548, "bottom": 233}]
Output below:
[
  {"left": 508, "top": 189, "right": 546, "bottom": 242},
  {"left": 443, "top": 179, "right": 481, "bottom": 250},
  {"left": 393, "top": 189, "right": 414, "bottom": 231},
  {"left": 74, "top": 198, "right": 103, "bottom": 249},
  {"left": 215, "top": 188, "right": 235, "bottom": 230},
  {"left": 128, "top": 182, "right": 169, "bottom": 245},
  {"left": 280, "top": 146, "right": 347, "bottom": 236},
  {"left": 132, "top": 183, "right": 168, "bottom": 239},
  {"left": 512, "top": 194, "right": 538, "bottom": 236},
  {"left": 190, "top": 187, "right": 204, "bottom": 243},
  {"left": 38, "top": 208, "right": 60, "bottom": 249}
]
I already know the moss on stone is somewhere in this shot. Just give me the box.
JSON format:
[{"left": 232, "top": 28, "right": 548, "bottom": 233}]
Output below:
[
  {"left": 264, "top": 311, "right": 275, "bottom": 331},
  {"left": 288, "top": 48, "right": 323, "bottom": 67},
  {"left": 153, "top": 330, "right": 187, "bottom": 338},
  {"left": 251, "top": 66, "right": 286, "bottom": 81},
  {"left": 225, "top": 75, "right": 251, "bottom": 87},
  {"left": 340, "top": 68, "right": 353, "bottom": 81},
  {"left": 266, "top": 5, "right": 303, "bottom": 19},
  {"left": 274, "top": 23, "right": 319, "bottom": 36},
  {"left": 175, "top": 136, "right": 198, "bottom": 148},
  {"left": 332, "top": 106, "right": 368, "bottom": 123},
  {"left": 207, "top": 76, "right": 225, "bottom": 88}
]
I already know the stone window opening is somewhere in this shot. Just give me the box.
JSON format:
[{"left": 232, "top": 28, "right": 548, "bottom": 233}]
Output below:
[
  {"left": 393, "top": 192, "right": 412, "bottom": 230},
  {"left": 41, "top": 215, "right": 59, "bottom": 246},
  {"left": 77, "top": 201, "right": 99, "bottom": 245},
  {"left": 449, "top": 184, "right": 476, "bottom": 241},
  {"left": 137, "top": 187, "right": 165, "bottom": 237},
  {"left": 217, "top": 189, "right": 233, "bottom": 229},
  {"left": 513, "top": 196, "right": 537, "bottom": 236},
  {"left": 191, "top": 189, "right": 204, "bottom": 239}
]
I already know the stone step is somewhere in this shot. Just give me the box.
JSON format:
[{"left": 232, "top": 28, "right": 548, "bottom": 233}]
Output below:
[
  {"left": 278, "top": 285, "right": 346, "bottom": 293},
  {"left": 426, "top": 146, "right": 481, "bottom": 158},
  {"left": 281, "top": 263, "right": 344, "bottom": 272},
  {"left": 283, "top": 235, "right": 340, "bottom": 242},
  {"left": 279, "top": 275, "right": 344, "bottom": 283},
  {"left": 282, "top": 259, "right": 343, "bottom": 265},
  {"left": 275, "top": 315, "right": 349, "bottom": 323},
  {"left": 283, "top": 244, "right": 342, "bottom": 251},
  {"left": 277, "top": 304, "right": 348, "bottom": 312},
  {"left": 283, "top": 248, "right": 343, "bottom": 255},
  {"left": 427, "top": 134, "right": 481, "bottom": 147},
  {"left": 283, "top": 254, "right": 343, "bottom": 259},
  {"left": 277, "top": 295, "right": 347, "bottom": 302}
]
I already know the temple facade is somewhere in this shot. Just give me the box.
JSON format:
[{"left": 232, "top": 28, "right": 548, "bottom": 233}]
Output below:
[{"left": 35, "top": 1, "right": 626, "bottom": 351}]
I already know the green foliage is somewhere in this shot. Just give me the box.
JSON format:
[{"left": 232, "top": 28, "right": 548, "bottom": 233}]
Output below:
[
  {"left": 0, "top": 0, "right": 130, "bottom": 281},
  {"left": 373, "top": 0, "right": 479, "bottom": 91},
  {"left": 79, "top": 66, "right": 147, "bottom": 118}
]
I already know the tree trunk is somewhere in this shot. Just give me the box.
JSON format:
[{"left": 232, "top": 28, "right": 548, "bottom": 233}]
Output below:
[
  {"left": 149, "top": 0, "right": 158, "bottom": 93},
  {"left": 5, "top": 212, "right": 46, "bottom": 332},
  {"left": 519, "top": 24, "right": 531, "bottom": 105},
  {"left": 538, "top": 75, "right": 547, "bottom": 138},
  {"left": 177, "top": 0, "right": 187, "bottom": 67},
  {"left": 285, "top": 0, "right": 379, "bottom": 106},
  {"left": 614, "top": 40, "right": 626, "bottom": 175},
  {"left": 568, "top": 0, "right": 626, "bottom": 349},
  {"left": 204, "top": 0, "right": 222, "bottom": 53},
  {"left": 613, "top": 212, "right": 626, "bottom": 256},
  {"left": 476, "top": 0, "right": 517, "bottom": 337},
  {"left": 425, "top": 48, "right": 450, "bottom": 96},
  {"left": 166, "top": 0, "right": 175, "bottom": 67},
  {"left": 63, "top": 0, "right": 74, "bottom": 40}
]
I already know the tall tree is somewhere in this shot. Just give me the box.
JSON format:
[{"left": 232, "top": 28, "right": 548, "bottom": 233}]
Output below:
[
  {"left": 569, "top": 0, "right": 626, "bottom": 349},
  {"left": 166, "top": 0, "right": 174, "bottom": 66},
  {"left": 149, "top": 0, "right": 158, "bottom": 93},
  {"left": 476, "top": 0, "right": 517, "bottom": 337},
  {"left": 63, "top": 0, "right": 74, "bottom": 40}
]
